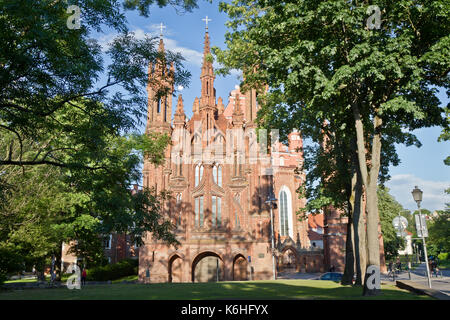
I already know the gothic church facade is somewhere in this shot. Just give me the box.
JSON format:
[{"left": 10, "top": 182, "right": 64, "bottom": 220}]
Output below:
[{"left": 138, "top": 30, "right": 328, "bottom": 283}]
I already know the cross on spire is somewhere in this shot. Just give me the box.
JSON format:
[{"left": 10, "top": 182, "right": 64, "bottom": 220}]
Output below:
[
  {"left": 159, "top": 22, "right": 166, "bottom": 38},
  {"left": 202, "top": 15, "right": 212, "bottom": 31}
]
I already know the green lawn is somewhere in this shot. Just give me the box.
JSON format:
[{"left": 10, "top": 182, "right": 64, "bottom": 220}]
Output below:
[
  {"left": 111, "top": 275, "right": 138, "bottom": 283},
  {"left": 5, "top": 274, "right": 71, "bottom": 284},
  {"left": 0, "top": 280, "right": 433, "bottom": 300}
]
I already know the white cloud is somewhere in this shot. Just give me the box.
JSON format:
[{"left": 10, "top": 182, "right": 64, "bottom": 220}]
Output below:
[
  {"left": 95, "top": 28, "right": 243, "bottom": 77},
  {"left": 386, "top": 174, "right": 450, "bottom": 212},
  {"left": 163, "top": 38, "right": 203, "bottom": 66},
  {"left": 97, "top": 32, "right": 118, "bottom": 51},
  {"left": 96, "top": 28, "right": 152, "bottom": 52}
]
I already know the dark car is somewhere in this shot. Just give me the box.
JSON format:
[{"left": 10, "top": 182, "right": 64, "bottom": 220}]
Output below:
[{"left": 317, "top": 272, "right": 343, "bottom": 281}]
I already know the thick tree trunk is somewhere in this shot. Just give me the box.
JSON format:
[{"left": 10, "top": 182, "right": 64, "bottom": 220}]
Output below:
[
  {"left": 352, "top": 105, "right": 382, "bottom": 295},
  {"left": 352, "top": 173, "right": 366, "bottom": 285},
  {"left": 341, "top": 216, "right": 355, "bottom": 285},
  {"left": 350, "top": 142, "right": 366, "bottom": 286},
  {"left": 54, "top": 244, "right": 63, "bottom": 281},
  {"left": 362, "top": 114, "right": 383, "bottom": 296}
]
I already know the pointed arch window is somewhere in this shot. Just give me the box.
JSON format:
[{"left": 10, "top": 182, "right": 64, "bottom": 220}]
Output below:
[
  {"left": 213, "top": 164, "right": 222, "bottom": 187},
  {"left": 279, "top": 188, "right": 293, "bottom": 237},
  {"left": 212, "top": 196, "right": 222, "bottom": 227},
  {"left": 195, "top": 196, "right": 204, "bottom": 228},
  {"left": 157, "top": 98, "right": 161, "bottom": 113},
  {"left": 175, "top": 193, "right": 182, "bottom": 228},
  {"left": 164, "top": 97, "right": 167, "bottom": 122},
  {"left": 195, "top": 164, "right": 204, "bottom": 187}
]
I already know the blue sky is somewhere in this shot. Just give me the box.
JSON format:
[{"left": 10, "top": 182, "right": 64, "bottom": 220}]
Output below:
[{"left": 94, "top": 1, "right": 450, "bottom": 213}]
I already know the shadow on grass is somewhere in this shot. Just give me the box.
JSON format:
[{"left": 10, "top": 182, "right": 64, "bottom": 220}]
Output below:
[{"left": 0, "top": 280, "right": 433, "bottom": 300}]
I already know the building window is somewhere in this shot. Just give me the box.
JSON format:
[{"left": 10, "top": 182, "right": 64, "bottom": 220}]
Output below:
[
  {"left": 164, "top": 97, "right": 167, "bottom": 122},
  {"left": 157, "top": 98, "right": 161, "bottom": 113},
  {"left": 212, "top": 196, "right": 222, "bottom": 227},
  {"left": 195, "top": 196, "right": 204, "bottom": 228},
  {"left": 195, "top": 164, "right": 204, "bottom": 187},
  {"left": 235, "top": 211, "right": 240, "bottom": 228},
  {"left": 177, "top": 214, "right": 182, "bottom": 227},
  {"left": 280, "top": 157, "right": 285, "bottom": 166},
  {"left": 103, "top": 235, "right": 112, "bottom": 249},
  {"left": 279, "top": 190, "right": 290, "bottom": 236},
  {"left": 213, "top": 165, "right": 222, "bottom": 187}
]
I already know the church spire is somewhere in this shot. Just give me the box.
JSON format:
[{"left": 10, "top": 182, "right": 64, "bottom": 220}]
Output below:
[
  {"left": 173, "top": 94, "right": 186, "bottom": 128},
  {"left": 200, "top": 18, "right": 215, "bottom": 109},
  {"left": 146, "top": 34, "right": 173, "bottom": 133}
]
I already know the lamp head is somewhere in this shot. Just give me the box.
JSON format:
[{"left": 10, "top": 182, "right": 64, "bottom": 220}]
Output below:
[
  {"left": 411, "top": 186, "right": 423, "bottom": 206},
  {"left": 265, "top": 193, "right": 278, "bottom": 206}
]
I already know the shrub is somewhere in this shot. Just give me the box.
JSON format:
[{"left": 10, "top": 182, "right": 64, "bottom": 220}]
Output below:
[
  {"left": 438, "top": 252, "right": 449, "bottom": 261},
  {"left": 0, "top": 271, "right": 7, "bottom": 286},
  {"left": 86, "top": 258, "right": 138, "bottom": 282}
]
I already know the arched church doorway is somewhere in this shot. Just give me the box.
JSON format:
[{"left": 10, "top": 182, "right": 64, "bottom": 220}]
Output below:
[
  {"left": 232, "top": 255, "right": 248, "bottom": 281},
  {"left": 168, "top": 255, "right": 183, "bottom": 283},
  {"left": 279, "top": 248, "right": 299, "bottom": 273},
  {"left": 192, "top": 252, "right": 224, "bottom": 282}
]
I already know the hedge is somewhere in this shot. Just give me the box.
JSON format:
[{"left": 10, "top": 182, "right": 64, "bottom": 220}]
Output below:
[
  {"left": 86, "top": 258, "right": 138, "bottom": 282},
  {"left": 438, "top": 252, "right": 449, "bottom": 261}
]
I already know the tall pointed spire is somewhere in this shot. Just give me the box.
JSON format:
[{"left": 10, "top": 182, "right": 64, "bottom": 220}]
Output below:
[
  {"left": 201, "top": 32, "right": 213, "bottom": 77},
  {"left": 217, "top": 97, "right": 224, "bottom": 114},
  {"left": 232, "top": 91, "right": 244, "bottom": 126},
  {"left": 193, "top": 97, "right": 200, "bottom": 114},
  {"left": 174, "top": 95, "right": 186, "bottom": 125},
  {"left": 175, "top": 95, "right": 184, "bottom": 114},
  {"left": 200, "top": 25, "right": 216, "bottom": 109},
  {"left": 158, "top": 37, "right": 165, "bottom": 54},
  {"left": 145, "top": 32, "right": 172, "bottom": 133}
]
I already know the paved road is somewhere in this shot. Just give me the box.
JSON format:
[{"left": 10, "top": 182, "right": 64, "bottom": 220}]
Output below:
[
  {"left": 277, "top": 263, "right": 450, "bottom": 296},
  {"left": 383, "top": 263, "right": 450, "bottom": 296}
]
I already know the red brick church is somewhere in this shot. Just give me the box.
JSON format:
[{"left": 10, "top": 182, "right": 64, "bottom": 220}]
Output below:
[{"left": 137, "top": 26, "right": 351, "bottom": 283}]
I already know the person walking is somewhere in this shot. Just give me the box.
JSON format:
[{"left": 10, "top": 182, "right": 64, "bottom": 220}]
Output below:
[
  {"left": 431, "top": 260, "right": 438, "bottom": 277},
  {"left": 428, "top": 260, "right": 435, "bottom": 277},
  {"left": 81, "top": 268, "right": 87, "bottom": 286}
]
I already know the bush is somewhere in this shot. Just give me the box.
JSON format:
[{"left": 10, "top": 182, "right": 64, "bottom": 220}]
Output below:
[
  {"left": 438, "top": 252, "right": 449, "bottom": 261},
  {"left": 0, "top": 271, "right": 7, "bottom": 286},
  {"left": 86, "top": 258, "right": 138, "bottom": 282}
]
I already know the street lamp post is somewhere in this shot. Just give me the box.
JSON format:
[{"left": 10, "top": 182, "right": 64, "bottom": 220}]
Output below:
[
  {"left": 265, "top": 193, "right": 278, "bottom": 281},
  {"left": 411, "top": 186, "right": 432, "bottom": 289}
]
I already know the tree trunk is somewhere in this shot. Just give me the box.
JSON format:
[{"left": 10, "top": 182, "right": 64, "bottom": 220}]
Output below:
[
  {"left": 362, "top": 114, "right": 383, "bottom": 296},
  {"left": 351, "top": 144, "right": 366, "bottom": 286},
  {"left": 352, "top": 104, "right": 382, "bottom": 295},
  {"left": 353, "top": 174, "right": 366, "bottom": 285},
  {"left": 341, "top": 216, "right": 355, "bottom": 285},
  {"left": 35, "top": 259, "right": 46, "bottom": 282},
  {"left": 54, "top": 244, "right": 63, "bottom": 281}
]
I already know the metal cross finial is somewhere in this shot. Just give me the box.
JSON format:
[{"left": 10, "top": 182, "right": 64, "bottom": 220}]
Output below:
[
  {"left": 159, "top": 22, "right": 166, "bottom": 38},
  {"left": 202, "top": 15, "right": 212, "bottom": 30}
]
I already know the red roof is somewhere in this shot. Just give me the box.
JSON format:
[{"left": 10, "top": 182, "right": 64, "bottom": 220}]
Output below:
[
  {"left": 308, "top": 213, "right": 324, "bottom": 229},
  {"left": 308, "top": 229, "right": 323, "bottom": 241}
]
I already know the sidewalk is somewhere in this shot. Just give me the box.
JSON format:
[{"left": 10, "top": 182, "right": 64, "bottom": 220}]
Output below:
[
  {"left": 383, "top": 262, "right": 450, "bottom": 299},
  {"left": 276, "top": 272, "right": 322, "bottom": 280}
]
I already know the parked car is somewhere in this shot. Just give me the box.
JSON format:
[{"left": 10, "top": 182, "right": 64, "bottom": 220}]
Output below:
[{"left": 316, "top": 272, "right": 343, "bottom": 282}]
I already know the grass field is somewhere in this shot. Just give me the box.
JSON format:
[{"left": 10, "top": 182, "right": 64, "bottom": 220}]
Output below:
[{"left": 0, "top": 279, "right": 433, "bottom": 300}]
